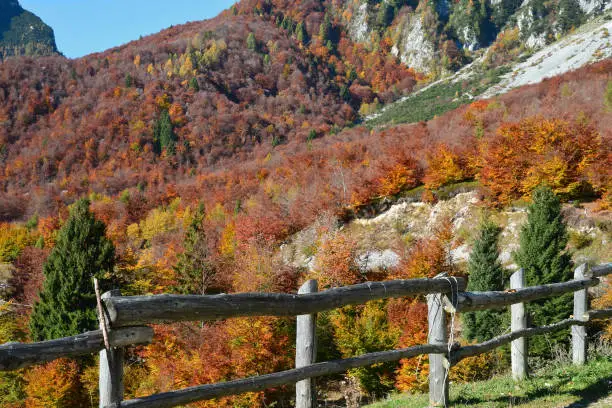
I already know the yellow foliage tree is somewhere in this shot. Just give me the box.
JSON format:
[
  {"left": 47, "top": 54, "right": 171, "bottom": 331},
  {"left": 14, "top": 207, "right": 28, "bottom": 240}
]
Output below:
[
  {"left": 423, "top": 144, "right": 467, "bottom": 190},
  {"left": 0, "top": 224, "right": 36, "bottom": 262},
  {"left": 139, "top": 208, "right": 178, "bottom": 242},
  {"left": 24, "top": 359, "right": 86, "bottom": 407},
  {"left": 219, "top": 222, "right": 237, "bottom": 259}
]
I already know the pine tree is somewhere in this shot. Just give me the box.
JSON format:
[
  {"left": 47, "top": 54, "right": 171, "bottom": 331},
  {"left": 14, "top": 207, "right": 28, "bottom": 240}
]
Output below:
[
  {"left": 319, "top": 13, "right": 331, "bottom": 43},
  {"left": 246, "top": 32, "right": 257, "bottom": 51},
  {"left": 296, "top": 22, "right": 308, "bottom": 44},
  {"left": 173, "top": 203, "right": 215, "bottom": 295},
  {"left": 375, "top": 3, "right": 395, "bottom": 30},
  {"left": 463, "top": 221, "right": 507, "bottom": 342},
  {"left": 29, "top": 199, "right": 115, "bottom": 341},
  {"left": 153, "top": 109, "right": 176, "bottom": 155},
  {"left": 125, "top": 73, "right": 133, "bottom": 88},
  {"left": 188, "top": 77, "right": 199, "bottom": 91},
  {"left": 557, "top": 0, "right": 584, "bottom": 33},
  {"left": 513, "top": 186, "right": 573, "bottom": 356}
]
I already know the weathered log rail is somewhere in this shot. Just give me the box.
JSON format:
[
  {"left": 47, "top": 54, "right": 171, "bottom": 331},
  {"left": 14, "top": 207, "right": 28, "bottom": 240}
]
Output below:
[
  {"left": 109, "top": 311, "right": 612, "bottom": 408},
  {"left": 103, "top": 278, "right": 467, "bottom": 327},
  {"left": 0, "top": 326, "right": 153, "bottom": 371},
  {"left": 0, "top": 262, "right": 609, "bottom": 408},
  {"left": 451, "top": 277, "right": 600, "bottom": 312}
]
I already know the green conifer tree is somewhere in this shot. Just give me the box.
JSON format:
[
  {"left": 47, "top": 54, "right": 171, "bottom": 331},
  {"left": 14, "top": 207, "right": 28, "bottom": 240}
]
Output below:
[
  {"left": 153, "top": 109, "right": 176, "bottom": 155},
  {"left": 125, "top": 73, "right": 133, "bottom": 88},
  {"left": 557, "top": 0, "right": 584, "bottom": 33},
  {"left": 296, "top": 21, "right": 308, "bottom": 44},
  {"left": 188, "top": 77, "right": 200, "bottom": 91},
  {"left": 319, "top": 13, "right": 331, "bottom": 43},
  {"left": 29, "top": 199, "right": 115, "bottom": 341},
  {"left": 375, "top": 3, "right": 395, "bottom": 29},
  {"left": 246, "top": 32, "right": 257, "bottom": 51},
  {"left": 513, "top": 186, "right": 573, "bottom": 356},
  {"left": 173, "top": 203, "right": 214, "bottom": 295},
  {"left": 463, "top": 221, "right": 507, "bottom": 342}
]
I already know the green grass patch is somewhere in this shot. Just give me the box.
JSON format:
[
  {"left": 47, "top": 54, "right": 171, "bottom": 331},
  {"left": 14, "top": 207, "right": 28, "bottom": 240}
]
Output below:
[
  {"left": 367, "top": 66, "right": 511, "bottom": 127},
  {"left": 366, "top": 355, "right": 612, "bottom": 408}
]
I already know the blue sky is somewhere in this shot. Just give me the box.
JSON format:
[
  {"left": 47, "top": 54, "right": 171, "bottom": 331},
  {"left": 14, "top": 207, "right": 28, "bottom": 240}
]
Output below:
[{"left": 20, "top": 0, "right": 237, "bottom": 58}]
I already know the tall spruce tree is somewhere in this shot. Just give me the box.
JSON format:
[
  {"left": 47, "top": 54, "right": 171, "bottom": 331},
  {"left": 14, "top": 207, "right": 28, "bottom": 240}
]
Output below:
[
  {"left": 153, "top": 109, "right": 176, "bottom": 155},
  {"left": 246, "top": 32, "right": 257, "bottom": 51},
  {"left": 173, "top": 203, "right": 214, "bottom": 295},
  {"left": 513, "top": 186, "right": 573, "bottom": 356},
  {"left": 319, "top": 13, "right": 331, "bottom": 42},
  {"left": 463, "top": 221, "right": 507, "bottom": 342},
  {"left": 29, "top": 199, "right": 115, "bottom": 341},
  {"left": 295, "top": 22, "right": 308, "bottom": 44}
]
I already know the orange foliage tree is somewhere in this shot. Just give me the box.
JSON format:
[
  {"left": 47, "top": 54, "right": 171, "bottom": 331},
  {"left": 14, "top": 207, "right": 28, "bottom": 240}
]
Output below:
[
  {"left": 312, "top": 233, "right": 361, "bottom": 287},
  {"left": 423, "top": 144, "right": 469, "bottom": 191},
  {"left": 479, "top": 117, "right": 602, "bottom": 205},
  {"left": 389, "top": 299, "right": 430, "bottom": 392},
  {"left": 139, "top": 317, "right": 293, "bottom": 408},
  {"left": 24, "top": 359, "right": 86, "bottom": 407},
  {"left": 394, "top": 217, "right": 456, "bottom": 279}
]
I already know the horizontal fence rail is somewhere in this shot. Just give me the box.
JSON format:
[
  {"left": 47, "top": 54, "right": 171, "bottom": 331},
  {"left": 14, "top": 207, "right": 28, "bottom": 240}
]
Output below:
[
  {"left": 103, "top": 278, "right": 467, "bottom": 327},
  {"left": 0, "top": 326, "right": 153, "bottom": 371},
  {"left": 591, "top": 263, "right": 612, "bottom": 278},
  {"left": 109, "top": 310, "right": 612, "bottom": 408},
  {"left": 584, "top": 308, "right": 612, "bottom": 320},
  {"left": 112, "top": 344, "right": 447, "bottom": 408},
  {"left": 0, "top": 262, "right": 609, "bottom": 408},
  {"left": 451, "top": 277, "right": 600, "bottom": 312}
]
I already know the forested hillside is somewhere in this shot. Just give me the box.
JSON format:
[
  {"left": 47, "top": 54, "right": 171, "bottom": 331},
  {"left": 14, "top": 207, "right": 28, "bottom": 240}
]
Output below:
[{"left": 0, "top": 0, "right": 610, "bottom": 406}]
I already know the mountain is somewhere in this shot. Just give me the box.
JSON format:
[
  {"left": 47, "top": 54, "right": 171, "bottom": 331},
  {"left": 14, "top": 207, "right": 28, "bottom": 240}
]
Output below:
[
  {"left": 0, "top": 0, "right": 609, "bottom": 222},
  {"left": 0, "top": 0, "right": 58, "bottom": 59},
  {"left": 0, "top": 1, "right": 610, "bottom": 406}
]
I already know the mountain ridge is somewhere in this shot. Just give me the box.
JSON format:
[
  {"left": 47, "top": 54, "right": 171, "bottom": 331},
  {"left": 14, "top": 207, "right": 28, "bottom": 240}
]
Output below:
[
  {"left": 0, "top": 0, "right": 610, "bottom": 222},
  {"left": 0, "top": 0, "right": 58, "bottom": 59}
]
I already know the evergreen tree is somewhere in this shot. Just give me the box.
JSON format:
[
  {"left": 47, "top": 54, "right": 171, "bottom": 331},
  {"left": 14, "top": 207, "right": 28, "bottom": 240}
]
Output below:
[
  {"left": 296, "top": 21, "right": 308, "bottom": 44},
  {"left": 319, "top": 13, "right": 331, "bottom": 43},
  {"left": 173, "top": 203, "right": 215, "bottom": 295},
  {"left": 463, "top": 221, "right": 507, "bottom": 342},
  {"left": 125, "top": 73, "right": 133, "bottom": 88},
  {"left": 557, "top": 0, "right": 584, "bottom": 33},
  {"left": 29, "top": 199, "right": 115, "bottom": 341},
  {"left": 188, "top": 77, "right": 200, "bottom": 91},
  {"left": 375, "top": 3, "right": 395, "bottom": 30},
  {"left": 153, "top": 109, "right": 176, "bottom": 155},
  {"left": 246, "top": 32, "right": 257, "bottom": 51},
  {"left": 513, "top": 186, "right": 573, "bottom": 356}
]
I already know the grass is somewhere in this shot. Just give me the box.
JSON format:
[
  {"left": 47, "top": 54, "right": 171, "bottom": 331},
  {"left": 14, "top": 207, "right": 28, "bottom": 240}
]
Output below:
[
  {"left": 366, "top": 355, "right": 612, "bottom": 408},
  {"left": 366, "top": 66, "right": 511, "bottom": 127}
]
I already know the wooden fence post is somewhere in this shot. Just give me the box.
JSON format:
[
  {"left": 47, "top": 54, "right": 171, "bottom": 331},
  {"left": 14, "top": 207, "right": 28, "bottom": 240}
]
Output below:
[
  {"left": 510, "top": 269, "right": 527, "bottom": 381},
  {"left": 427, "top": 290, "right": 448, "bottom": 407},
  {"left": 100, "top": 290, "right": 124, "bottom": 407},
  {"left": 296, "top": 280, "right": 318, "bottom": 408},
  {"left": 572, "top": 263, "right": 588, "bottom": 365}
]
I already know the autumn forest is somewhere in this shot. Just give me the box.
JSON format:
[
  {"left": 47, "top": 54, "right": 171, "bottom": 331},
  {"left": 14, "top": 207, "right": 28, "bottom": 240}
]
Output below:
[{"left": 0, "top": 0, "right": 611, "bottom": 406}]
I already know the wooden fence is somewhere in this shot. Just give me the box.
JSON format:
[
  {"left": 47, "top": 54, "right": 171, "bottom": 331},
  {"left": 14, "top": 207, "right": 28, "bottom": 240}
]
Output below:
[{"left": 0, "top": 262, "right": 610, "bottom": 408}]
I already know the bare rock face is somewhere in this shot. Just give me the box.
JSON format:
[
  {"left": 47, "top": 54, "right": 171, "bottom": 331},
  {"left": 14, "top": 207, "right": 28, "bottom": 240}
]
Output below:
[
  {"left": 578, "top": 0, "right": 611, "bottom": 14},
  {"left": 390, "top": 12, "right": 437, "bottom": 74},
  {"left": 357, "top": 249, "right": 401, "bottom": 273},
  {"left": 348, "top": 2, "right": 370, "bottom": 43}
]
